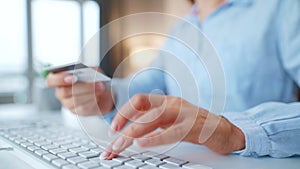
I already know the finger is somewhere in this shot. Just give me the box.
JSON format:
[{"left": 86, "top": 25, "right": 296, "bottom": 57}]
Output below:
[
  {"left": 73, "top": 82, "right": 106, "bottom": 96},
  {"left": 110, "top": 94, "right": 151, "bottom": 133},
  {"left": 61, "top": 97, "right": 76, "bottom": 111},
  {"left": 73, "top": 97, "right": 99, "bottom": 116},
  {"left": 105, "top": 108, "right": 164, "bottom": 157},
  {"left": 122, "top": 107, "right": 164, "bottom": 137},
  {"left": 73, "top": 94, "right": 95, "bottom": 107},
  {"left": 46, "top": 73, "right": 77, "bottom": 87},
  {"left": 62, "top": 95, "right": 98, "bottom": 116},
  {"left": 111, "top": 94, "right": 166, "bottom": 133},
  {"left": 136, "top": 124, "right": 187, "bottom": 147},
  {"left": 100, "top": 136, "right": 133, "bottom": 160},
  {"left": 55, "top": 87, "right": 72, "bottom": 99},
  {"left": 55, "top": 82, "right": 105, "bottom": 99}
]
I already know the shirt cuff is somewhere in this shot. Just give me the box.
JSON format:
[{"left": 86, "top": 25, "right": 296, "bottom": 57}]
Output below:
[{"left": 222, "top": 111, "right": 272, "bottom": 157}]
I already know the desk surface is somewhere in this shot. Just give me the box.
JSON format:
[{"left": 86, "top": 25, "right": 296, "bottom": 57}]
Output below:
[{"left": 1, "top": 104, "right": 300, "bottom": 169}]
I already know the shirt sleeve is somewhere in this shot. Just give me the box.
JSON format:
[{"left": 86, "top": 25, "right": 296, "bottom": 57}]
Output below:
[
  {"left": 222, "top": 1, "right": 300, "bottom": 158},
  {"left": 223, "top": 102, "right": 300, "bottom": 158}
]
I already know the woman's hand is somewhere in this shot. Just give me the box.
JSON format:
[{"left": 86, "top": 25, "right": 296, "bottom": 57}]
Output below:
[
  {"left": 46, "top": 72, "right": 114, "bottom": 116},
  {"left": 100, "top": 94, "right": 245, "bottom": 160}
]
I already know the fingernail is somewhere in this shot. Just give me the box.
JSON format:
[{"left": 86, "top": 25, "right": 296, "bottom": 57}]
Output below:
[
  {"left": 99, "top": 151, "right": 108, "bottom": 160},
  {"left": 64, "top": 76, "right": 77, "bottom": 84},
  {"left": 112, "top": 137, "right": 124, "bottom": 151}
]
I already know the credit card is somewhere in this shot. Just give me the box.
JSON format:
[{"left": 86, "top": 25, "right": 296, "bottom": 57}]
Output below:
[{"left": 44, "top": 62, "right": 111, "bottom": 82}]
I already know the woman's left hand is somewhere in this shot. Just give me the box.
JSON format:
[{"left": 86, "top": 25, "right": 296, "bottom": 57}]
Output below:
[{"left": 100, "top": 94, "right": 245, "bottom": 160}]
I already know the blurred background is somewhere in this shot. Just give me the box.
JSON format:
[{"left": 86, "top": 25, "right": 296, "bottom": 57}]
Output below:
[{"left": 0, "top": 0, "right": 192, "bottom": 111}]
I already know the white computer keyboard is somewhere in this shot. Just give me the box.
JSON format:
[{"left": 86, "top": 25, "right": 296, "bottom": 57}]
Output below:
[{"left": 0, "top": 120, "right": 212, "bottom": 169}]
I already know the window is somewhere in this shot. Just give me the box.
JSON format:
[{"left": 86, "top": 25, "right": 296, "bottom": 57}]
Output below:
[
  {"left": 32, "top": 0, "right": 82, "bottom": 66},
  {"left": 0, "top": 0, "right": 100, "bottom": 104},
  {"left": 0, "top": 0, "right": 27, "bottom": 74}
]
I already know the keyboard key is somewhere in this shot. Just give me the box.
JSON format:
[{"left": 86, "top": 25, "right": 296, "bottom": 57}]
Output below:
[
  {"left": 91, "top": 167, "right": 109, "bottom": 169},
  {"left": 58, "top": 152, "right": 78, "bottom": 159},
  {"left": 52, "top": 159, "right": 69, "bottom": 167},
  {"left": 182, "top": 163, "right": 212, "bottom": 169},
  {"left": 139, "top": 165, "right": 160, "bottom": 169},
  {"left": 73, "top": 140, "right": 89, "bottom": 146},
  {"left": 142, "top": 151, "right": 169, "bottom": 161},
  {"left": 67, "top": 156, "right": 88, "bottom": 165},
  {"left": 81, "top": 144, "right": 97, "bottom": 150},
  {"left": 41, "top": 144, "right": 59, "bottom": 151},
  {"left": 43, "top": 153, "right": 59, "bottom": 162},
  {"left": 163, "top": 157, "right": 188, "bottom": 166},
  {"left": 27, "top": 137, "right": 44, "bottom": 144},
  {"left": 90, "top": 148, "right": 103, "bottom": 153},
  {"left": 34, "top": 149, "right": 49, "bottom": 156},
  {"left": 152, "top": 154, "right": 169, "bottom": 161},
  {"left": 26, "top": 136, "right": 41, "bottom": 143},
  {"left": 20, "top": 142, "right": 33, "bottom": 148},
  {"left": 49, "top": 148, "right": 68, "bottom": 155},
  {"left": 114, "top": 165, "right": 134, "bottom": 169},
  {"left": 14, "top": 138, "right": 26, "bottom": 144},
  {"left": 112, "top": 156, "right": 133, "bottom": 163},
  {"left": 145, "top": 158, "right": 165, "bottom": 166},
  {"left": 34, "top": 141, "right": 51, "bottom": 147},
  {"left": 53, "top": 140, "right": 73, "bottom": 146},
  {"left": 78, "top": 151, "right": 99, "bottom": 158},
  {"left": 159, "top": 163, "right": 181, "bottom": 169},
  {"left": 62, "top": 164, "right": 81, "bottom": 169},
  {"left": 61, "top": 144, "right": 79, "bottom": 149},
  {"left": 89, "top": 157, "right": 102, "bottom": 163},
  {"left": 78, "top": 161, "right": 99, "bottom": 169},
  {"left": 8, "top": 135, "right": 22, "bottom": 141},
  {"left": 130, "top": 154, "right": 151, "bottom": 161},
  {"left": 142, "top": 151, "right": 159, "bottom": 157},
  {"left": 27, "top": 145, "right": 41, "bottom": 152},
  {"left": 125, "top": 159, "right": 146, "bottom": 168},
  {"left": 100, "top": 159, "right": 122, "bottom": 168},
  {"left": 69, "top": 147, "right": 89, "bottom": 153},
  {"left": 121, "top": 150, "right": 137, "bottom": 157}
]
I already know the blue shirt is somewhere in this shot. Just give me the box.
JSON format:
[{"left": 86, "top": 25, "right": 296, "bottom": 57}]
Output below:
[{"left": 106, "top": 0, "right": 300, "bottom": 158}]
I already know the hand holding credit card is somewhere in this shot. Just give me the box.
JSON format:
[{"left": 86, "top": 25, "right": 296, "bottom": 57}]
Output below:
[{"left": 44, "top": 62, "right": 111, "bottom": 82}]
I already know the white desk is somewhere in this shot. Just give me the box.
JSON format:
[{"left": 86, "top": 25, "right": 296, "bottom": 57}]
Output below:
[{"left": 0, "top": 104, "right": 299, "bottom": 169}]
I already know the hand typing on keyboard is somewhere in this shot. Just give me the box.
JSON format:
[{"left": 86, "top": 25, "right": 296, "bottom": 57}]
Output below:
[{"left": 100, "top": 94, "right": 246, "bottom": 160}]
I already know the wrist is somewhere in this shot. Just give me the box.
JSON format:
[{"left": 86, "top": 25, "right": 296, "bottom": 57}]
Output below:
[
  {"left": 202, "top": 116, "right": 245, "bottom": 154},
  {"left": 229, "top": 122, "right": 245, "bottom": 152}
]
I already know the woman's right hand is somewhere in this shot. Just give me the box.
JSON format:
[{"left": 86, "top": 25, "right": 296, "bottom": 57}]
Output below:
[{"left": 46, "top": 72, "right": 115, "bottom": 116}]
